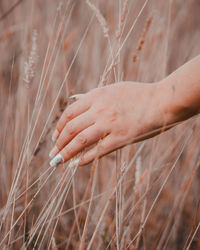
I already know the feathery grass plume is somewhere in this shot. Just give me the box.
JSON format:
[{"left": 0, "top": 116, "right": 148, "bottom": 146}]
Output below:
[
  {"left": 133, "top": 16, "right": 152, "bottom": 62},
  {"left": 116, "top": 0, "right": 129, "bottom": 39},
  {"left": 86, "top": 0, "right": 109, "bottom": 38},
  {"left": 23, "top": 29, "right": 38, "bottom": 85}
]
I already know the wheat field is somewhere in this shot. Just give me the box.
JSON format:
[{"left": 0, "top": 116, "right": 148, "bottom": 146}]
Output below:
[{"left": 0, "top": 0, "right": 200, "bottom": 249}]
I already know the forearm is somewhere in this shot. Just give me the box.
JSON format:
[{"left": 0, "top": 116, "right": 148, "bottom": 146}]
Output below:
[{"left": 159, "top": 55, "right": 200, "bottom": 125}]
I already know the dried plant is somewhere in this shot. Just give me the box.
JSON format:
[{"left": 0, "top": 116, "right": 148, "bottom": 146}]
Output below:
[
  {"left": 23, "top": 29, "right": 38, "bottom": 85},
  {"left": 133, "top": 16, "right": 152, "bottom": 62},
  {"left": 0, "top": 0, "right": 200, "bottom": 249},
  {"left": 86, "top": 0, "right": 109, "bottom": 38}
]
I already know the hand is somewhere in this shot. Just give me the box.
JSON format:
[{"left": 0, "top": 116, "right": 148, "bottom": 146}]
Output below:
[{"left": 49, "top": 81, "right": 170, "bottom": 167}]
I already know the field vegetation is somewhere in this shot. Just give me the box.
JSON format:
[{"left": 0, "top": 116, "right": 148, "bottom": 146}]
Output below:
[{"left": 0, "top": 0, "right": 200, "bottom": 249}]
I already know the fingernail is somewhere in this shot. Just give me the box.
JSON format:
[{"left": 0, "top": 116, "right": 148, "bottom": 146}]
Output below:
[
  {"left": 69, "top": 158, "right": 80, "bottom": 168},
  {"left": 52, "top": 129, "right": 59, "bottom": 142},
  {"left": 49, "top": 146, "right": 59, "bottom": 159},
  {"left": 69, "top": 94, "right": 83, "bottom": 100},
  {"left": 50, "top": 154, "right": 64, "bottom": 167}
]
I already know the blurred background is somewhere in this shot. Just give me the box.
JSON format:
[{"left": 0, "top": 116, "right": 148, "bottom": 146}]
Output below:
[{"left": 0, "top": 0, "right": 200, "bottom": 249}]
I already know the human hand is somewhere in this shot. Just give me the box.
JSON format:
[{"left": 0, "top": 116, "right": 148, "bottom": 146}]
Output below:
[{"left": 49, "top": 81, "right": 171, "bottom": 167}]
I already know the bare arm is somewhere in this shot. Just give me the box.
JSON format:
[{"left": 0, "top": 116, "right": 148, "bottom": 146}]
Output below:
[
  {"left": 160, "top": 54, "right": 200, "bottom": 123},
  {"left": 49, "top": 55, "right": 200, "bottom": 167}
]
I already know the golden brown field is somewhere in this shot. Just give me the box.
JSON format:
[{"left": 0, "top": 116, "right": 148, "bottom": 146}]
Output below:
[{"left": 0, "top": 0, "right": 200, "bottom": 249}]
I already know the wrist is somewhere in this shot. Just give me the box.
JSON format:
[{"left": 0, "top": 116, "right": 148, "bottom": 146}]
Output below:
[
  {"left": 154, "top": 80, "right": 179, "bottom": 130},
  {"left": 153, "top": 81, "right": 176, "bottom": 131},
  {"left": 156, "top": 77, "right": 197, "bottom": 129}
]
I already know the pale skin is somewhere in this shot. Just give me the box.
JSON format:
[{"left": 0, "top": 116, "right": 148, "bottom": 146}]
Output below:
[{"left": 49, "top": 54, "right": 200, "bottom": 167}]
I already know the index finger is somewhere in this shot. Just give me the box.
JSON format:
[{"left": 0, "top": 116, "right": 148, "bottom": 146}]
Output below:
[{"left": 52, "top": 95, "right": 91, "bottom": 141}]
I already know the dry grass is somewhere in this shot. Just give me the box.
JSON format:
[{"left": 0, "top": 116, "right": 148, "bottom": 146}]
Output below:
[{"left": 0, "top": 0, "right": 200, "bottom": 249}]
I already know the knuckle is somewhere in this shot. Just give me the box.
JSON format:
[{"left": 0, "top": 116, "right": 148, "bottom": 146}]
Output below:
[
  {"left": 57, "top": 109, "right": 74, "bottom": 131},
  {"left": 57, "top": 119, "right": 64, "bottom": 132},
  {"left": 76, "top": 133, "right": 87, "bottom": 145},
  {"left": 63, "top": 105, "right": 74, "bottom": 119},
  {"left": 67, "top": 124, "right": 76, "bottom": 136},
  {"left": 109, "top": 110, "right": 119, "bottom": 122},
  {"left": 95, "top": 127, "right": 103, "bottom": 136},
  {"left": 65, "top": 110, "right": 74, "bottom": 121}
]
